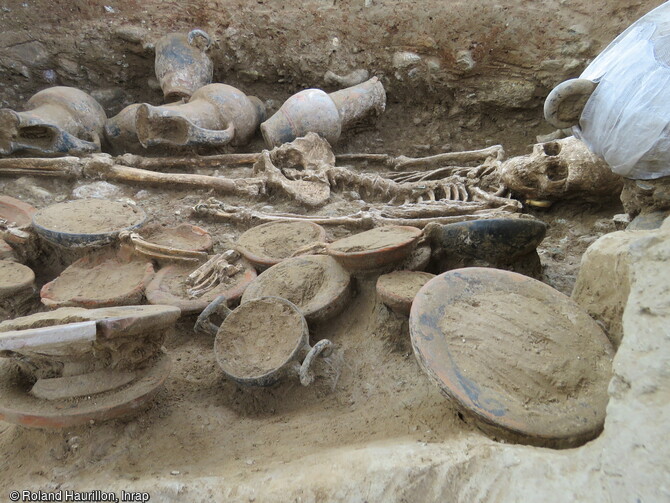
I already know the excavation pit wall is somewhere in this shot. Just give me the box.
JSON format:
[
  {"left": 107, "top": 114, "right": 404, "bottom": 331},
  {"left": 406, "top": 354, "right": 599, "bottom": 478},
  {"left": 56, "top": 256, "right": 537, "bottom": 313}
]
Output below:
[{"left": 0, "top": 0, "right": 668, "bottom": 501}]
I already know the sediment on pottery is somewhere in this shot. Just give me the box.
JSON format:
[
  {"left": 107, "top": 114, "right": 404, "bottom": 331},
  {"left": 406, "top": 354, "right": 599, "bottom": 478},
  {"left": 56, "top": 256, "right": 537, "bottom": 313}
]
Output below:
[
  {"left": 135, "top": 84, "right": 266, "bottom": 148},
  {"left": 260, "top": 77, "right": 386, "bottom": 147},
  {"left": 235, "top": 220, "right": 327, "bottom": 269},
  {"left": 326, "top": 225, "right": 423, "bottom": 272},
  {"left": 198, "top": 296, "right": 333, "bottom": 387},
  {"left": 0, "top": 87, "right": 106, "bottom": 156},
  {"left": 40, "top": 249, "right": 155, "bottom": 309},
  {"left": 32, "top": 198, "right": 147, "bottom": 248},
  {"left": 240, "top": 255, "right": 352, "bottom": 323},
  {"left": 376, "top": 270, "right": 434, "bottom": 316},
  {"left": 154, "top": 29, "right": 213, "bottom": 102},
  {"left": 410, "top": 267, "right": 614, "bottom": 449}
]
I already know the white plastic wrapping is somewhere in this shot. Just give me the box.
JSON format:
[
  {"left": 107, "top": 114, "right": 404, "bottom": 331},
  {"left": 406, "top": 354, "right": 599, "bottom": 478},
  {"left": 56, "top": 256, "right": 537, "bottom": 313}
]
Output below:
[{"left": 574, "top": 1, "right": 670, "bottom": 179}]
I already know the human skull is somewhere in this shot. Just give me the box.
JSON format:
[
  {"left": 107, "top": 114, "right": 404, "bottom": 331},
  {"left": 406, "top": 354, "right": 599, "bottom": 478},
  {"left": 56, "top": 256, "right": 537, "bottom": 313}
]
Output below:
[{"left": 501, "top": 136, "right": 623, "bottom": 204}]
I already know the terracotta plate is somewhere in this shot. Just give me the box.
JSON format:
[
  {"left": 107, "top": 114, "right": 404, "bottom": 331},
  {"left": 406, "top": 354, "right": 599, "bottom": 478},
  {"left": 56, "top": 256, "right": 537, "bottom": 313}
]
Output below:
[
  {"left": 133, "top": 223, "right": 213, "bottom": 261},
  {"left": 0, "top": 195, "right": 36, "bottom": 228},
  {"left": 241, "top": 255, "right": 351, "bottom": 323},
  {"left": 40, "top": 250, "right": 154, "bottom": 308},
  {"left": 145, "top": 258, "right": 257, "bottom": 315},
  {"left": 236, "top": 220, "right": 326, "bottom": 269},
  {"left": 327, "top": 225, "right": 422, "bottom": 272},
  {"left": 32, "top": 199, "right": 146, "bottom": 247},
  {"left": 410, "top": 267, "right": 614, "bottom": 448}
]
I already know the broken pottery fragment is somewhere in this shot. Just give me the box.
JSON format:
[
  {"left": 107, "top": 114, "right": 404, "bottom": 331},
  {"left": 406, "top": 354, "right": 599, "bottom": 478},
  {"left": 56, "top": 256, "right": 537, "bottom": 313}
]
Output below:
[
  {"left": 241, "top": 255, "right": 352, "bottom": 323},
  {"left": 500, "top": 136, "right": 623, "bottom": 205},
  {"left": 410, "top": 267, "right": 614, "bottom": 448},
  {"left": 197, "top": 296, "right": 333, "bottom": 387},
  {"left": 0, "top": 87, "right": 106, "bottom": 155},
  {"left": 136, "top": 83, "right": 266, "bottom": 148},
  {"left": 0, "top": 304, "right": 179, "bottom": 428},
  {"left": 261, "top": 77, "right": 386, "bottom": 147},
  {"left": 154, "top": 29, "right": 213, "bottom": 102}
]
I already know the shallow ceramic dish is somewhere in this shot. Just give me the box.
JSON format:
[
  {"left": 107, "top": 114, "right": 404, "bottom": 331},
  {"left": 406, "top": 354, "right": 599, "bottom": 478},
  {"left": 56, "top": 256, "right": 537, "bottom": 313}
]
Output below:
[
  {"left": 32, "top": 199, "right": 146, "bottom": 247},
  {"left": 129, "top": 223, "right": 213, "bottom": 262},
  {"left": 241, "top": 255, "right": 351, "bottom": 323},
  {"left": 410, "top": 267, "right": 614, "bottom": 448},
  {"left": 327, "top": 225, "right": 422, "bottom": 272},
  {"left": 40, "top": 249, "right": 154, "bottom": 308},
  {"left": 0, "top": 260, "right": 34, "bottom": 298},
  {"left": 145, "top": 257, "right": 257, "bottom": 314},
  {"left": 236, "top": 220, "right": 327, "bottom": 269},
  {"left": 0, "top": 351, "right": 170, "bottom": 428},
  {"left": 0, "top": 195, "right": 37, "bottom": 245}
]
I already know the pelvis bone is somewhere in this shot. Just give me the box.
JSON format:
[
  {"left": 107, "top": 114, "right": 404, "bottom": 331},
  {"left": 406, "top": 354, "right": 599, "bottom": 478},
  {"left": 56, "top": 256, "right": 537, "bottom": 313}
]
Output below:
[
  {"left": 0, "top": 87, "right": 106, "bottom": 156},
  {"left": 501, "top": 136, "right": 623, "bottom": 204},
  {"left": 253, "top": 133, "right": 334, "bottom": 207}
]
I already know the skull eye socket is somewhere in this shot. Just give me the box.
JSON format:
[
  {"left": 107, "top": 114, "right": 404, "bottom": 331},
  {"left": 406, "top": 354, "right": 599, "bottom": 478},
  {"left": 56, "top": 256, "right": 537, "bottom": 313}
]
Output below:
[
  {"left": 542, "top": 142, "right": 561, "bottom": 156},
  {"left": 545, "top": 159, "right": 568, "bottom": 181}
]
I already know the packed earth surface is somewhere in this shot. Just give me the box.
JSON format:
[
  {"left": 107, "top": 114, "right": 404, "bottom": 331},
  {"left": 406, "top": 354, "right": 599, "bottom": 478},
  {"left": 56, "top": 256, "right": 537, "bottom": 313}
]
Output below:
[{"left": 0, "top": 1, "right": 668, "bottom": 502}]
